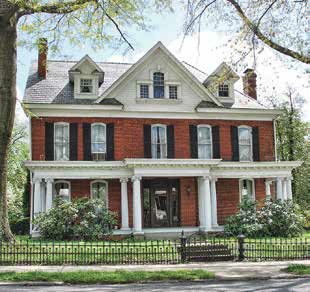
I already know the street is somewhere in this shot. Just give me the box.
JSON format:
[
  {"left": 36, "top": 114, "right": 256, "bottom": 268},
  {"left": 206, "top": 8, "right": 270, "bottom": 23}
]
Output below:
[{"left": 0, "top": 278, "right": 309, "bottom": 292}]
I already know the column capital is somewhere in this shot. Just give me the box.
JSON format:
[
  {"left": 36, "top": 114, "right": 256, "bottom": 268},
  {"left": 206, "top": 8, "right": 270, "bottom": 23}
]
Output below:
[
  {"left": 201, "top": 175, "right": 211, "bottom": 181},
  {"left": 120, "top": 177, "right": 129, "bottom": 183},
  {"left": 210, "top": 177, "right": 218, "bottom": 182},
  {"left": 45, "top": 177, "right": 54, "bottom": 183},
  {"left": 132, "top": 176, "right": 142, "bottom": 182},
  {"left": 285, "top": 176, "right": 293, "bottom": 181}
]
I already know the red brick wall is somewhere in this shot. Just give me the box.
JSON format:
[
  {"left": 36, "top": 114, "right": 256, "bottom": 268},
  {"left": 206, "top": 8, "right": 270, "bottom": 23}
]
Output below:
[
  {"left": 180, "top": 177, "right": 198, "bottom": 226},
  {"left": 31, "top": 117, "right": 275, "bottom": 161}
]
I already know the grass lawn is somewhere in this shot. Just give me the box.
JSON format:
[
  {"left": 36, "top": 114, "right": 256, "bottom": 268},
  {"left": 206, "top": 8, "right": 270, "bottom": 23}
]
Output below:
[
  {"left": 0, "top": 269, "right": 215, "bottom": 284},
  {"left": 284, "top": 264, "right": 310, "bottom": 275}
]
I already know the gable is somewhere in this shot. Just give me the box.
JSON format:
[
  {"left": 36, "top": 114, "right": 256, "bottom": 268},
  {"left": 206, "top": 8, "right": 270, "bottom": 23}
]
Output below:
[{"left": 95, "top": 42, "right": 222, "bottom": 112}]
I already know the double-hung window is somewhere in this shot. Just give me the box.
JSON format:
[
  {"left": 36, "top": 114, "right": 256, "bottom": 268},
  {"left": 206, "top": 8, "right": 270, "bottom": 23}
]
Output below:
[
  {"left": 140, "top": 84, "right": 149, "bottom": 98},
  {"left": 169, "top": 85, "right": 178, "bottom": 99},
  {"left": 80, "top": 78, "right": 93, "bottom": 93},
  {"left": 218, "top": 84, "right": 229, "bottom": 97},
  {"left": 153, "top": 72, "right": 165, "bottom": 98},
  {"left": 240, "top": 179, "right": 255, "bottom": 201},
  {"left": 91, "top": 123, "right": 106, "bottom": 155},
  {"left": 54, "top": 180, "right": 71, "bottom": 202},
  {"left": 238, "top": 126, "right": 252, "bottom": 161},
  {"left": 54, "top": 123, "right": 69, "bottom": 160},
  {"left": 151, "top": 125, "right": 167, "bottom": 159},
  {"left": 91, "top": 180, "right": 108, "bottom": 207},
  {"left": 197, "top": 125, "right": 212, "bottom": 159}
]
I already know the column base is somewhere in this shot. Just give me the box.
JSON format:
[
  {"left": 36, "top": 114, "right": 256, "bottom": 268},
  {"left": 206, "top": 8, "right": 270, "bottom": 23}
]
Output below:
[
  {"left": 199, "top": 226, "right": 211, "bottom": 233},
  {"left": 120, "top": 227, "right": 131, "bottom": 231},
  {"left": 133, "top": 231, "right": 145, "bottom": 240}
]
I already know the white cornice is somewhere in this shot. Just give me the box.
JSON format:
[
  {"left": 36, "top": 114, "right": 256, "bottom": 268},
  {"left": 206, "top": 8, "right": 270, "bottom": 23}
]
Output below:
[{"left": 22, "top": 104, "right": 280, "bottom": 121}]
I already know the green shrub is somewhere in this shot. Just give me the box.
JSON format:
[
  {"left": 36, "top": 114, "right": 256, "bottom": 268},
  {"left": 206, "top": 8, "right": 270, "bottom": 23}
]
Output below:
[
  {"left": 259, "top": 199, "right": 305, "bottom": 237},
  {"left": 224, "top": 198, "right": 305, "bottom": 237},
  {"left": 10, "top": 217, "right": 30, "bottom": 235},
  {"left": 224, "top": 197, "right": 263, "bottom": 237},
  {"left": 34, "top": 197, "right": 117, "bottom": 240}
]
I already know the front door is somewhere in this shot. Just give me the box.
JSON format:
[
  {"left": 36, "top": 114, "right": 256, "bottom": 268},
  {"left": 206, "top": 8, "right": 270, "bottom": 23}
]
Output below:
[{"left": 143, "top": 179, "right": 180, "bottom": 228}]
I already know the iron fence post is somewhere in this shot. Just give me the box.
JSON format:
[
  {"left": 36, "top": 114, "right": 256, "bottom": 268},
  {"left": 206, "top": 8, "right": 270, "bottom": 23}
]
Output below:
[
  {"left": 180, "top": 230, "right": 187, "bottom": 263},
  {"left": 237, "top": 234, "right": 246, "bottom": 261}
]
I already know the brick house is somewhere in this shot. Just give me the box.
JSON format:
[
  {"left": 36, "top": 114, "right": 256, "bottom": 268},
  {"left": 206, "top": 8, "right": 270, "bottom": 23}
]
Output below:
[{"left": 23, "top": 40, "right": 301, "bottom": 238}]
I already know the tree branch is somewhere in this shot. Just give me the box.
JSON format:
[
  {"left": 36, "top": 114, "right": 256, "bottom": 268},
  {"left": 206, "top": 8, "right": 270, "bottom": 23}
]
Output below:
[
  {"left": 227, "top": 0, "right": 310, "bottom": 64},
  {"left": 17, "top": 0, "right": 95, "bottom": 18},
  {"left": 256, "top": 0, "right": 278, "bottom": 28}
]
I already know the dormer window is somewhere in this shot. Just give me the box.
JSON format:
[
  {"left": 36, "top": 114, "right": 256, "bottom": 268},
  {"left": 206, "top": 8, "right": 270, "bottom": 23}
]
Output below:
[
  {"left": 80, "top": 78, "right": 93, "bottom": 94},
  {"left": 218, "top": 83, "right": 229, "bottom": 97},
  {"left": 153, "top": 72, "right": 165, "bottom": 98}
]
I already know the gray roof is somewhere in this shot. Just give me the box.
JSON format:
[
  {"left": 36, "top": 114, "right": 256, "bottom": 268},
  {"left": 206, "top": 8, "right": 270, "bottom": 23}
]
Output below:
[{"left": 23, "top": 60, "right": 132, "bottom": 105}]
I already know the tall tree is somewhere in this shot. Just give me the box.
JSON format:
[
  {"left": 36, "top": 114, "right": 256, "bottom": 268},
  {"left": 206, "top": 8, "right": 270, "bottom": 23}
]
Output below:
[
  {"left": 0, "top": 0, "right": 170, "bottom": 241},
  {"left": 184, "top": 0, "right": 309, "bottom": 64},
  {"left": 274, "top": 88, "right": 310, "bottom": 209}
]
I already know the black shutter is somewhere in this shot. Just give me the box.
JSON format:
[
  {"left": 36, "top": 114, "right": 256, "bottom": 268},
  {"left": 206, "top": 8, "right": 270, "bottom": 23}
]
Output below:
[
  {"left": 212, "top": 125, "right": 220, "bottom": 159},
  {"left": 69, "top": 123, "right": 78, "bottom": 161},
  {"left": 231, "top": 126, "right": 239, "bottom": 161},
  {"left": 144, "top": 125, "right": 152, "bottom": 158},
  {"left": 252, "top": 126, "right": 260, "bottom": 161},
  {"left": 189, "top": 125, "right": 198, "bottom": 158},
  {"left": 167, "top": 125, "right": 175, "bottom": 158},
  {"left": 45, "top": 122, "right": 54, "bottom": 161},
  {"left": 106, "top": 123, "right": 115, "bottom": 161},
  {"left": 83, "top": 123, "right": 91, "bottom": 161}
]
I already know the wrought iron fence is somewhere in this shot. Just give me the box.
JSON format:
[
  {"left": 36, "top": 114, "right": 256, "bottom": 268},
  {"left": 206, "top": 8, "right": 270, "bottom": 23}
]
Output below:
[{"left": 0, "top": 234, "right": 308, "bottom": 265}]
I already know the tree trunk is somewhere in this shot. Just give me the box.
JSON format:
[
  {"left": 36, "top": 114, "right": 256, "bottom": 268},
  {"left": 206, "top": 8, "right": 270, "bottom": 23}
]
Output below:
[{"left": 0, "top": 2, "right": 18, "bottom": 242}]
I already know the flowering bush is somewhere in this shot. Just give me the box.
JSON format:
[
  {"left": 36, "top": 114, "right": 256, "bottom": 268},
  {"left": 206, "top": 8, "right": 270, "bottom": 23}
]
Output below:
[
  {"left": 224, "top": 197, "right": 305, "bottom": 238},
  {"left": 34, "top": 197, "right": 117, "bottom": 240}
]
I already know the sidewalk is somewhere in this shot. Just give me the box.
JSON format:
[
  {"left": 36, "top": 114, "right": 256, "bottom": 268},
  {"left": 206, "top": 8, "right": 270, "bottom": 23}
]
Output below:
[{"left": 0, "top": 260, "right": 309, "bottom": 281}]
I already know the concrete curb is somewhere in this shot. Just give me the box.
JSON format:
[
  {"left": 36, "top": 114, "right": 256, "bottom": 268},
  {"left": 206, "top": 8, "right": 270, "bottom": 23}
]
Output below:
[{"left": 0, "top": 275, "right": 309, "bottom": 286}]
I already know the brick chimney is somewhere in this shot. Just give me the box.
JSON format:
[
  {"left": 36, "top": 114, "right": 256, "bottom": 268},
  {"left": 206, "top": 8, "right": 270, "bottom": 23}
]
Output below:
[
  {"left": 243, "top": 68, "right": 257, "bottom": 100},
  {"left": 38, "top": 38, "right": 48, "bottom": 78}
]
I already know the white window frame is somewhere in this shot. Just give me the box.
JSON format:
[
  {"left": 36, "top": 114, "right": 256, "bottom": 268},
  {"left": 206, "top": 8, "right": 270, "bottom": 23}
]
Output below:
[
  {"left": 139, "top": 84, "right": 150, "bottom": 98},
  {"left": 168, "top": 85, "right": 178, "bottom": 99},
  {"left": 151, "top": 124, "right": 167, "bottom": 159},
  {"left": 153, "top": 71, "right": 165, "bottom": 99},
  {"left": 90, "top": 180, "right": 109, "bottom": 207},
  {"left": 197, "top": 125, "right": 213, "bottom": 159},
  {"left": 91, "top": 123, "right": 106, "bottom": 154},
  {"left": 238, "top": 125, "right": 253, "bottom": 162},
  {"left": 239, "top": 178, "right": 255, "bottom": 201},
  {"left": 54, "top": 122, "right": 70, "bottom": 161},
  {"left": 80, "top": 78, "right": 94, "bottom": 94},
  {"left": 54, "top": 180, "right": 71, "bottom": 201}
]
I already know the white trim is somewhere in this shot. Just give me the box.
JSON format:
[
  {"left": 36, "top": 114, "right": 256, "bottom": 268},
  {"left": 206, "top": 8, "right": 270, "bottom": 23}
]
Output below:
[
  {"left": 151, "top": 124, "right": 167, "bottom": 159},
  {"left": 197, "top": 124, "right": 213, "bottom": 159},
  {"left": 90, "top": 179, "right": 109, "bottom": 207},
  {"left": 238, "top": 125, "right": 253, "bottom": 162},
  {"left": 23, "top": 105, "right": 281, "bottom": 121},
  {"left": 54, "top": 180, "right": 71, "bottom": 201},
  {"left": 239, "top": 178, "right": 255, "bottom": 201},
  {"left": 69, "top": 55, "right": 104, "bottom": 73},
  {"left": 273, "top": 119, "right": 277, "bottom": 161},
  {"left": 135, "top": 98, "right": 183, "bottom": 104},
  {"left": 95, "top": 41, "right": 222, "bottom": 106},
  {"left": 29, "top": 118, "right": 32, "bottom": 160},
  {"left": 91, "top": 123, "right": 107, "bottom": 154},
  {"left": 54, "top": 122, "right": 70, "bottom": 161}
]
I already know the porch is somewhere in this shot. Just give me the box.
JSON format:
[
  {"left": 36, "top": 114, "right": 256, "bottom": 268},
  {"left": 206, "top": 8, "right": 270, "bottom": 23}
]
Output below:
[{"left": 25, "top": 159, "right": 301, "bottom": 237}]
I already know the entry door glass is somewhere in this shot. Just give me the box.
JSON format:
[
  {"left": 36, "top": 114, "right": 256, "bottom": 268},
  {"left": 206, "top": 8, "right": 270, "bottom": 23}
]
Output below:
[{"left": 152, "top": 188, "right": 169, "bottom": 227}]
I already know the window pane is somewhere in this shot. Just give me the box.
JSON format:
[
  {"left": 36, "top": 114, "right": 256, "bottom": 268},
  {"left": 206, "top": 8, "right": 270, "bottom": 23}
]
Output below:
[
  {"left": 198, "top": 145, "right": 212, "bottom": 159},
  {"left": 140, "top": 84, "right": 149, "bottom": 98},
  {"left": 151, "top": 126, "right": 167, "bottom": 158},
  {"left": 218, "top": 84, "right": 229, "bottom": 97},
  {"left": 91, "top": 124, "right": 106, "bottom": 153},
  {"left": 80, "top": 78, "right": 93, "bottom": 93},
  {"left": 54, "top": 124, "right": 69, "bottom": 160},
  {"left": 239, "top": 145, "right": 251, "bottom": 161},
  {"left": 92, "top": 182, "right": 107, "bottom": 205},
  {"left": 239, "top": 128, "right": 251, "bottom": 145},
  {"left": 169, "top": 86, "right": 178, "bottom": 99},
  {"left": 198, "top": 127, "right": 211, "bottom": 143},
  {"left": 153, "top": 72, "right": 165, "bottom": 98},
  {"left": 241, "top": 180, "right": 254, "bottom": 199}
]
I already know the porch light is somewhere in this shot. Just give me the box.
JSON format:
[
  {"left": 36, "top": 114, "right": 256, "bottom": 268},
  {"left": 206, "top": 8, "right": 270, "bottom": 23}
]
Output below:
[{"left": 187, "top": 186, "right": 191, "bottom": 196}]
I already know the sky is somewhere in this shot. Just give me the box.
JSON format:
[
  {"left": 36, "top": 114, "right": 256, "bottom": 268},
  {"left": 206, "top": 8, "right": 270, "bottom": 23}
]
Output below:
[{"left": 16, "top": 6, "right": 310, "bottom": 124}]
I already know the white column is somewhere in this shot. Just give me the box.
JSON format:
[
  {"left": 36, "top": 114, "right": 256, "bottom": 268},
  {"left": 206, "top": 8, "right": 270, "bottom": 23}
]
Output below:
[
  {"left": 197, "top": 178, "right": 204, "bottom": 227},
  {"left": 199, "top": 176, "right": 212, "bottom": 231},
  {"left": 287, "top": 177, "right": 293, "bottom": 200},
  {"left": 265, "top": 179, "right": 272, "bottom": 200},
  {"left": 132, "top": 176, "right": 143, "bottom": 234},
  {"left": 120, "top": 177, "right": 130, "bottom": 230},
  {"left": 33, "top": 178, "right": 42, "bottom": 218},
  {"left": 210, "top": 178, "right": 218, "bottom": 227},
  {"left": 276, "top": 177, "right": 283, "bottom": 200},
  {"left": 46, "top": 178, "right": 54, "bottom": 211},
  {"left": 282, "top": 178, "right": 288, "bottom": 200}
]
